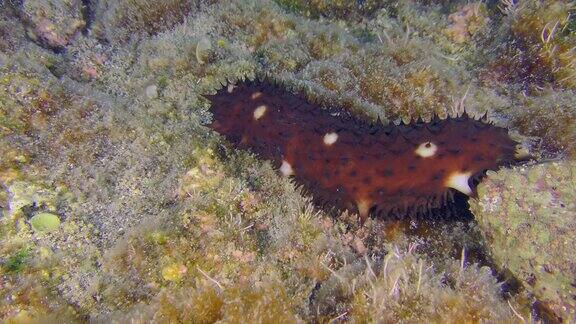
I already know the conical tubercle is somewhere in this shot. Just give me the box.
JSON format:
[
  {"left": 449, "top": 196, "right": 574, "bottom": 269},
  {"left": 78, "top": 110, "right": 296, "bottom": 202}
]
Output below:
[{"left": 357, "top": 198, "right": 372, "bottom": 224}]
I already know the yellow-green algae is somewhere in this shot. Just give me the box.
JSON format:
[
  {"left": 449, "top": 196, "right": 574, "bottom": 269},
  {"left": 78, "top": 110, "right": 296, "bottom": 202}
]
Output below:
[
  {"left": 470, "top": 162, "right": 576, "bottom": 321},
  {"left": 29, "top": 212, "right": 61, "bottom": 233},
  {"left": 1, "top": 0, "right": 575, "bottom": 322}
]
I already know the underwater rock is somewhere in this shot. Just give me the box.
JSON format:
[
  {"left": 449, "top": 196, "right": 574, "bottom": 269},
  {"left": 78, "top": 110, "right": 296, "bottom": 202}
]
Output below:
[
  {"left": 92, "top": 0, "right": 198, "bottom": 44},
  {"left": 0, "top": 5, "right": 27, "bottom": 53},
  {"left": 274, "top": 0, "right": 388, "bottom": 20},
  {"left": 470, "top": 161, "right": 576, "bottom": 321},
  {"left": 20, "top": 0, "right": 85, "bottom": 50},
  {"left": 29, "top": 212, "right": 61, "bottom": 232},
  {"left": 7, "top": 181, "right": 59, "bottom": 215},
  {"left": 443, "top": 2, "right": 489, "bottom": 44},
  {"left": 505, "top": 0, "right": 576, "bottom": 89},
  {"left": 508, "top": 89, "right": 576, "bottom": 158}
]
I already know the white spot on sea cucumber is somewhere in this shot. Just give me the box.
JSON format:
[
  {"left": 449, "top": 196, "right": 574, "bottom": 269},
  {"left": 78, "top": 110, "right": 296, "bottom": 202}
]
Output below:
[
  {"left": 280, "top": 160, "right": 294, "bottom": 176},
  {"left": 445, "top": 171, "right": 473, "bottom": 195},
  {"left": 251, "top": 91, "right": 262, "bottom": 99},
  {"left": 227, "top": 84, "right": 235, "bottom": 93},
  {"left": 323, "top": 132, "right": 338, "bottom": 146},
  {"left": 253, "top": 105, "right": 267, "bottom": 120},
  {"left": 415, "top": 141, "right": 437, "bottom": 158}
]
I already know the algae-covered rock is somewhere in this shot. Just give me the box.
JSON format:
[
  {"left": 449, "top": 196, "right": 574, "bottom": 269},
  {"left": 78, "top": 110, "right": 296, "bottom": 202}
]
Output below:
[
  {"left": 508, "top": 89, "right": 576, "bottom": 158},
  {"left": 0, "top": 5, "right": 27, "bottom": 53},
  {"left": 7, "top": 181, "right": 60, "bottom": 215},
  {"left": 29, "top": 212, "right": 61, "bottom": 233},
  {"left": 348, "top": 247, "right": 529, "bottom": 322},
  {"left": 443, "top": 2, "right": 489, "bottom": 44},
  {"left": 470, "top": 161, "right": 576, "bottom": 320},
  {"left": 103, "top": 281, "right": 299, "bottom": 323},
  {"left": 274, "top": 0, "right": 388, "bottom": 20},
  {"left": 506, "top": 0, "right": 576, "bottom": 90},
  {"left": 93, "top": 0, "right": 202, "bottom": 44},
  {"left": 20, "top": 0, "right": 85, "bottom": 49},
  {"left": 3, "top": 0, "right": 575, "bottom": 321}
]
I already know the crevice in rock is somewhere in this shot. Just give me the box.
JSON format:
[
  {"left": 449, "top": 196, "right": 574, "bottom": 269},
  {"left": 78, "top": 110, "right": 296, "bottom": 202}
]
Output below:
[{"left": 81, "top": 0, "right": 97, "bottom": 34}]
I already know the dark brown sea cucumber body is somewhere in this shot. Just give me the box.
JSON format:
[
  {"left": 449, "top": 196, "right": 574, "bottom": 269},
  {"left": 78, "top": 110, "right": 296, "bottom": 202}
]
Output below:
[{"left": 207, "top": 80, "right": 519, "bottom": 221}]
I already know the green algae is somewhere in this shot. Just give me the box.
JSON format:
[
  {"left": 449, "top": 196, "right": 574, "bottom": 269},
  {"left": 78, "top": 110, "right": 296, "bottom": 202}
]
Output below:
[
  {"left": 3, "top": 247, "right": 31, "bottom": 274},
  {"left": 29, "top": 212, "right": 61, "bottom": 233}
]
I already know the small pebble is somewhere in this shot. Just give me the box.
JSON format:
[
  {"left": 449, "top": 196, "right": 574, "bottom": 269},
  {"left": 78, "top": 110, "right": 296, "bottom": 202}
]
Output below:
[{"left": 145, "top": 85, "right": 158, "bottom": 99}]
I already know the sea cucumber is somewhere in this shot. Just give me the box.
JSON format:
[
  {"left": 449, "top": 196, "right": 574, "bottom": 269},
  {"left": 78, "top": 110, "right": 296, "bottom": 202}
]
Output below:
[{"left": 207, "top": 80, "right": 521, "bottom": 222}]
